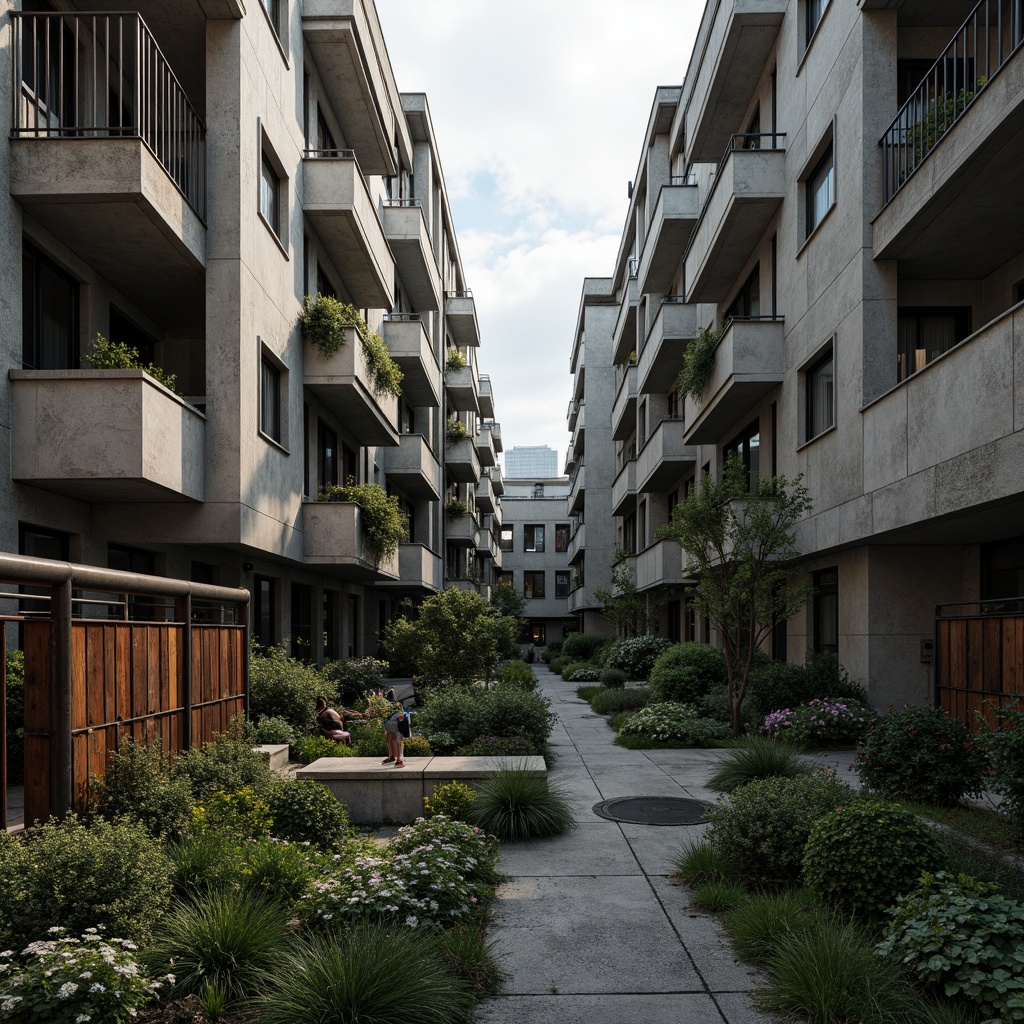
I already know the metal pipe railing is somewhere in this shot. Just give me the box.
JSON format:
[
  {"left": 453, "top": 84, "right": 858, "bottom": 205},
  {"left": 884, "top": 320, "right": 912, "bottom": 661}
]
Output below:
[{"left": 880, "top": 0, "right": 1023, "bottom": 203}]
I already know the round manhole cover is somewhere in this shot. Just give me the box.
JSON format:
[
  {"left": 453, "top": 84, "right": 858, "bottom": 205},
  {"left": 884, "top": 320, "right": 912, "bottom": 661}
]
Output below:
[{"left": 592, "top": 796, "right": 711, "bottom": 826}]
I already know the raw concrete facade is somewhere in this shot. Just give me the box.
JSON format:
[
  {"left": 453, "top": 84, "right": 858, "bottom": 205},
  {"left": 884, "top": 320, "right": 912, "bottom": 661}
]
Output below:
[
  {"left": 1, "top": 0, "right": 501, "bottom": 659},
  {"left": 571, "top": 0, "right": 1024, "bottom": 704}
]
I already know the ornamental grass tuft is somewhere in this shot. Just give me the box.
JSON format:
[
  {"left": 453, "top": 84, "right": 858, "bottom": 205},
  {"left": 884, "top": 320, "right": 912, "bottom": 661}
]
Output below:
[
  {"left": 707, "top": 735, "right": 815, "bottom": 793},
  {"left": 468, "top": 767, "right": 575, "bottom": 841}
]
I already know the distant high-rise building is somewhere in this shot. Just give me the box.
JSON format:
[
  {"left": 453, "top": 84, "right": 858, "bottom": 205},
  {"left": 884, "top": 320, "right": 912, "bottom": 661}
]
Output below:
[{"left": 505, "top": 446, "right": 559, "bottom": 479}]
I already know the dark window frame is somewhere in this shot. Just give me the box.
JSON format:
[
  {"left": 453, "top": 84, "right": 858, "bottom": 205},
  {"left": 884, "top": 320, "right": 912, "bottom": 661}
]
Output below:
[
  {"left": 723, "top": 420, "right": 761, "bottom": 493},
  {"left": 524, "top": 525, "right": 545, "bottom": 553},
  {"left": 260, "top": 353, "right": 282, "bottom": 443},
  {"left": 813, "top": 567, "right": 839, "bottom": 654},
  {"left": 260, "top": 150, "right": 282, "bottom": 238},
  {"left": 555, "top": 571, "right": 570, "bottom": 598},
  {"left": 554, "top": 524, "right": 570, "bottom": 552},
  {"left": 499, "top": 526, "right": 514, "bottom": 552},
  {"left": 22, "top": 240, "right": 79, "bottom": 371},
  {"left": 806, "top": 0, "right": 830, "bottom": 47},
  {"left": 805, "top": 348, "right": 835, "bottom": 442},
  {"left": 896, "top": 306, "right": 971, "bottom": 383},
  {"left": 523, "top": 571, "right": 545, "bottom": 600},
  {"left": 806, "top": 144, "right": 835, "bottom": 237}
]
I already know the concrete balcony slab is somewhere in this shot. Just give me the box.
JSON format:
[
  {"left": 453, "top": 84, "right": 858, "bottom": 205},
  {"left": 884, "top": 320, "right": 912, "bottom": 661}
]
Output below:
[
  {"left": 568, "top": 465, "right": 586, "bottom": 514},
  {"left": 447, "top": 514, "right": 481, "bottom": 548},
  {"left": 612, "top": 276, "right": 640, "bottom": 364},
  {"left": 381, "top": 317, "right": 441, "bottom": 408},
  {"left": 377, "top": 543, "right": 443, "bottom": 594},
  {"left": 638, "top": 184, "right": 700, "bottom": 295},
  {"left": 478, "top": 376, "right": 495, "bottom": 419},
  {"left": 611, "top": 459, "right": 637, "bottom": 516},
  {"left": 612, "top": 364, "right": 638, "bottom": 442},
  {"left": 302, "top": 500, "right": 400, "bottom": 580},
  {"left": 475, "top": 428, "right": 497, "bottom": 468},
  {"left": 636, "top": 540, "right": 692, "bottom": 590},
  {"left": 383, "top": 433, "right": 441, "bottom": 500},
  {"left": 444, "top": 365, "right": 479, "bottom": 414},
  {"left": 445, "top": 293, "right": 481, "bottom": 347},
  {"left": 476, "top": 474, "right": 497, "bottom": 513},
  {"left": 445, "top": 439, "right": 481, "bottom": 484},
  {"left": 638, "top": 418, "right": 698, "bottom": 493},
  {"left": 383, "top": 203, "right": 441, "bottom": 311},
  {"left": 639, "top": 301, "right": 699, "bottom": 395}
]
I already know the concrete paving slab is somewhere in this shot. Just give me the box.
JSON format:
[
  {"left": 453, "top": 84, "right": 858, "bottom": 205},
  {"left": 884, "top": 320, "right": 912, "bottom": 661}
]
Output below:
[
  {"left": 498, "top": 822, "right": 641, "bottom": 877},
  {"left": 474, "top": 992, "right": 728, "bottom": 1024},
  {"left": 618, "top": 821, "right": 707, "bottom": 876}
]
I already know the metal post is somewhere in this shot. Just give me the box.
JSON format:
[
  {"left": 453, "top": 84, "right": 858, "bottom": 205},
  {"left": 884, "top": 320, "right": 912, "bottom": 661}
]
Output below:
[
  {"left": 176, "top": 596, "right": 192, "bottom": 750},
  {"left": 1, "top": 620, "right": 7, "bottom": 829},
  {"left": 50, "top": 581, "right": 73, "bottom": 817}
]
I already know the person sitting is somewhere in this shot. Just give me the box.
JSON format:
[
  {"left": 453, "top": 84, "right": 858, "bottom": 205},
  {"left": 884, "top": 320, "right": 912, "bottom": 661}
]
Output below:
[{"left": 314, "top": 696, "right": 351, "bottom": 745}]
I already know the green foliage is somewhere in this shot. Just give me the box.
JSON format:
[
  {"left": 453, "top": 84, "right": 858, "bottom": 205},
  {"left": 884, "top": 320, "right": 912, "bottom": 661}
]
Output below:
[
  {"left": 588, "top": 686, "right": 653, "bottom": 716},
  {"left": 446, "top": 418, "right": 470, "bottom": 443},
  {"left": 724, "top": 889, "right": 822, "bottom": 965},
  {"left": 604, "top": 635, "right": 673, "bottom": 680},
  {"left": 145, "top": 889, "right": 289, "bottom": 1004},
  {"left": 692, "top": 881, "right": 747, "bottom": 912},
  {"left": 566, "top": 666, "right": 602, "bottom": 683},
  {"left": 911, "top": 77, "right": 987, "bottom": 158},
  {"left": 445, "top": 497, "right": 469, "bottom": 522},
  {"left": 468, "top": 768, "right": 575, "bottom": 841},
  {"left": 619, "top": 702, "right": 731, "bottom": 746},
  {"left": 458, "top": 734, "right": 541, "bottom": 757},
  {"left": 558, "top": 660, "right": 590, "bottom": 679},
  {"left": 267, "top": 778, "right": 353, "bottom": 850},
  {"left": 676, "top": 836, "right": 738, "bottom": 888},
  {"left": 594, "top": 553, "right": 671, "bottom": 637},
  {"left": 764, "top": 698, "right": 876, "bottom": 747},
  {"left": 0, "top": 928, "right": 166, "bottom": 1024},
  {"left": 258, "top": 924, "right": 475, "bottom": 1024},
  {"left": 416, "top": 683, "right": 555, "bottom": 751},
  {"left": 173, "top": 722, "right": 277, "bottom": 801},
  {"left": 249, "top": 643, "right": 327, "bottom": 734},
  {"left": 424, "top": 780, "right": 478, "bottom": 821},
  {"left": 655, "top": 455, "right": 814, "bottom": 734},
  {"left": 707, "top": 736, "right": 815, "bottom": 793},
  {"left": 649, "top": 642, "right": 728, "bottom": 704},
  {"left": 191, "top": 786, "right": 272, "bottom": 841},
  {"left": 980, "top": 699, "right": 1024, "bottom": 833},
  {"left": 561, "top": 633, "right": 607, "bottom": 662},
  {"left": 496, "top": 658, "right": 536, "bottom": 689},
  {"left": 435, "top": 920, "right": 507, "bottom": 996},
  {"left": 674, "top": 321, "right": 728, "bottom": 402},
  {"left": 383, "top": 587, "right": 520, "bottom": 686},
  {"left": 491, "top": 580, "right": 526, "bottom": 619},
  {"left": 90, "top": 738, "right": 195, "bottom": 840},
  {"left": 4, "top": 650, "right": 24, "bottom": 784},
  {"left": 360, "top": 323, "right": 404, "bottom": 397},
  {"left": 878, "top": 871, "right": 1024, "bottom": 1022},
  {"left": 707, "top": 770, "right": 854, "bottom": 884},
  {"left": 294, "top": 734, "right": 357, "bottom": 764},
  {"left": 320, "top": 656, "right": 389, "bottom": 706},
  {"left": 445, "top": 347, "right": 467, "bottom": 371},
  {"left": 0, "top": 814, "right": 171, "bottom": 950},
  {"left": 317, "top": 480, "right": 408, "bottom": 565},
  {"left": 250, "top": 714, "right": 298, "bottom": 746},
  {"left": 600, "top": 667, "right": 627, "bottom": 688},
  {"left": 803, "top": 799, "right": 945, "bottom": 919},
  {"left": 83, "top": 331, "right": 177, "bottom": 392},
  {"left": 855, "top": 704, "right": 988, "bottom": 806},
  {"left": 747, "top": 651, "right": 868, "bottom": 717}
]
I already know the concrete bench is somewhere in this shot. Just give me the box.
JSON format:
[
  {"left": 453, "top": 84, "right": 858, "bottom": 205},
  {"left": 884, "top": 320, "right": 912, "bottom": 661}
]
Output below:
[{"left": 295, "top": 755, "right": 546, "bottom": 824}]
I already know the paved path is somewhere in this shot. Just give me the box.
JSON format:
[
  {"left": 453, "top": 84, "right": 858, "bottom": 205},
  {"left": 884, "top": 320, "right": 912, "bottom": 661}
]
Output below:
[{"left": 475, "top": 665, "right": 779, "bottom": 1024}]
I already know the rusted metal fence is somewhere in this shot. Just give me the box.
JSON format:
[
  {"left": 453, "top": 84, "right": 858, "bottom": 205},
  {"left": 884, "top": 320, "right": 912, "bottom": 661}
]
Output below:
[
  {"left": 2, "top": 553, "right": 248, "bottom": 827},
  {"left": 935, "top": 598, "right": 1024, "bottom": 730}
]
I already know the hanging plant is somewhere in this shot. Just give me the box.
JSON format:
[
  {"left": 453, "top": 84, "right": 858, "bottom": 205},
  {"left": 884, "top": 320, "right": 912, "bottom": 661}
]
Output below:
[
  {"left": 360, "top": 328, "right": 404, "bottom": 398},
  {"left": 445, "top": 497, "right": 469, "bottom": 521},
  {"left": 84, "top": 333, "right": 178, "bottom": 393},
  {"left": 445, "top": 349, "right": 467, "bottom": 372},
  {"left": 446, "top": 419, "right": 470, "bottom": 444},
  {"left": 674, "top": 321, "right": 729, "bottom": 403},
  {"left": 316, "top": 480, "right": 408, "bottom": 565}
]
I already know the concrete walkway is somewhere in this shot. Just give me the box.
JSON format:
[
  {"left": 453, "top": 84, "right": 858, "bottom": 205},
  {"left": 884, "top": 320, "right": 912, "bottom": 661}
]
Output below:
[{"left": 475, "top": 665, "right": 776, "bottom": 1024}]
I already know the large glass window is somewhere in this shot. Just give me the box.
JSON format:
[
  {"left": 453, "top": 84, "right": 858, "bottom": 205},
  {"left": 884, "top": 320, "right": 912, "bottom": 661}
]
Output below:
[
  {"left": 524, "top": 525, "right": 545, "bottom": 553},
  {"left": 523, "top": 572, "right": 545, "bottom": 600},
  {"left": 724, "top": 421, "right": 760, "bottom": 493},
  {"left": 806, "top": 351, "right": 834, "bottom": 441},
  {"left": 813, "top": 568, "right": 839, "bottom": 654},
  {"left": 254, "top": 576, "right": 276, "bottom": 647},
  {"left": 260, "top": 355, "right": 282, "bottom": 443},
  {"left": 499, "top": 526, "right": 513, "bottom": 552},
  {"left": 807, "top": 145, "right": 835, "bottom": 236},
  {"left": 22, "top": 242, "right": 77, "bottom": 370},
  {"left": 318, "top": 420, "right": 338, "bottom": 491},
  {"left": 260, "top": 153, "right": 281, "bottom": 237},
  {"left": 897, "top": 308, "right": 971, "bottom": 382},
  {"left": 555, "top": 571, "right": 570, "bottom": 598},
  {"left": 554, "top": 524, "right": 570, "bottom": 552},
  {"left": 727, "top": 266, "right": 760, "bottom": 320},
  {"left": 807, "top": 0, "right": 829, "bottom": 42}
]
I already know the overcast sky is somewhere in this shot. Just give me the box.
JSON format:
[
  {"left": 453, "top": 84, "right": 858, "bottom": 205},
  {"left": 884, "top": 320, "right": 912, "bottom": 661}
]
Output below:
[{"left": 374, "top": 1, "right": 703, "bottom": 473}]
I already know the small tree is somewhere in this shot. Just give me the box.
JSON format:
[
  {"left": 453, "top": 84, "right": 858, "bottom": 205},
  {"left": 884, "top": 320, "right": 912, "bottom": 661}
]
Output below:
[
  {"left": 655, "top": 455, "right": 814, "bottom": 735},
  {"left": 382, "top": 587, "right": 519, "bottom": 686},
  {"left": 490, "top": 581, "right": 525, "bottom": 619},
  {"left": 593, "top": 550, "right": 669, "bottom": 636}
]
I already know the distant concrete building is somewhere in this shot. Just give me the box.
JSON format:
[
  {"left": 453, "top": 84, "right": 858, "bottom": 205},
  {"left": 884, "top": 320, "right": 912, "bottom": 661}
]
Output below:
[
  {"left": 498, "top": 476, "right": 575, "bottom": 646},
  {"left": 504, "top": 445, "right": 559, "bottom": 479}
]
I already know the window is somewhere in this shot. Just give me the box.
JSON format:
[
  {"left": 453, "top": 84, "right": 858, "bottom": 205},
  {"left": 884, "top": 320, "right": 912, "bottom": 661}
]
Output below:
[
  {"left": 806, "top": 350, "right": 834, "bottom": 441},
  {"left": 524, "top": 525, "right": 545, "bottom": 553},
  {"left": 260, "top": 354, "right": 282, "bottom": 443},
  {"left": 109, "top": 544, "right": 160, "bottom": 620},
  {"left": 499, "top": 526, "right": 513, "bottom": 552},
  {"left": 531, "top": 623, "right": 547, "bottom": 645},
  {"left": 18, "top": 523, "right": 70, "bottom": 625},
  {"left": 261, "top": 0, "right": 281, "bottom": 35},
  {"left": 109, "top": 307, "right": 155, "bottom": 366},
  {"left": 806, "top": 0, "right": 829, "bottom": 43},
  {"left": 254, "top": 576, "right": 276, "bottom": 647},
  {"left": 1016, "top": 280, "right": 1024, "bottom": 305},
  {"left": 813, "top": 568, "right": 839, "bottom": 654},
  {"left": 555, "top": 524, "right": 570, "bottom": 552},
  {"left": 806, "top": 145, "right": 834, "bottom": 236},
  {"left": 316, "top": 105, "right": 336, "bottom": 154},
  {"left": 318, "top": 420, "right": 338, "bottom": 490},
  {"left": 555, "top": 571, "right": 570, "bottom": 598},
  {"left": 727, "top": 266, "right": 760, "bottom": 320},
  {"left": 260, "top": 152, "right": 281, "bottom": 237},
  {"left": 22, "top": 241, "right": 78, "bottom": 370},
  {"left": 723, "top": 420, "right": 760, "bottom": 493},
  {"left": 523, "top": 572, "right": 545, "bottom": 600},
  {"left": 897, "top": 307, "right": 970, "bottom": 382}
]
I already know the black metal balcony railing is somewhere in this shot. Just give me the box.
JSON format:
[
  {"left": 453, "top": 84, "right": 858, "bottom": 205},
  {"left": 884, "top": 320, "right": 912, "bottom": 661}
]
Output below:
[
  {"left": 383, "top": 312, "right": 422, "bottom": 322},
  {"left": 667, "top": 172, "right": 699, "bottom": 186},
  {"left": 304, "top": 148, "right": 356, "bottom": 160},
  {"left": 715, "top": 133, "right": 786, "bottom": 176},
  {"left": 12, "top": 12, "right": 207, "bottom": 217},
  {"left": 881, "top": 0, "right": 1023, "bottom": 203},
  {"left": 383, "top": 197, "right": 421, "bottom": 207}
]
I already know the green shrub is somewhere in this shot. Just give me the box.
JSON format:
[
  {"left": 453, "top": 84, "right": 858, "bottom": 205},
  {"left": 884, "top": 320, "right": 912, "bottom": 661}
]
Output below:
[
  {"left": 979, "top": 699, "right": 1024, "bottom": 834},
  {"left": 649, "top": 643, "right": 727, "bottom": 704},
  {"left": 0, "top": 814, "right": 171, "bottom": 950},
  {"left": 251, "top": 714, "right": 298, "bottom": 746},
  {"left": 604, "top": 635, "right": 673, "bottom": 680},
  {"left": 600, "top": 667, "right": 627, "bottom": 688},
  {"left": 747, "top": 651, "right": 868, "bottom": 716},
  {"left": 543, "top": 638, "right": 563, "bottom": 660},
  {"left": 469, "top": 768, "right": 575, "bottom": 841},
  {"left": 589, "top": 687, "right": 653, "bottom": 715},
  {"left": 241, "top": 838, "right": 320, "bottom": 906},
  {"left": 191, "top": 786, "right": 272, "bottom": 841},
  {"left": 267, "top": 778, "right": 353, "bottom": 850},
  {"left": 458, "top": 734, "right": 540, "bottom": 757},
  {"left": 676, "top": 837, "right": 738, "bottom": 887},
  {"left": 496, "top": 658, "right": 537, "bottom": 689},
  {"left": 320, "top": 656, "right": 389, "bottom": 706},
  {"left": 547, "top": 656, "right": 567, "bottom": 674},
  {"left": 708, "top": 770, "right": 853, "bottom": 884},
  {"left": 561, "top": 633, "right": 607, "bottom": 662},
  {"left": 317, "top": 481, "right": 408, "bottom": 565},
  {"left": 294, "top": 734, "right": 356, "bottom": 764},
  {"left": 167, "top": 831, "right": 245, "bottom": 899},
  {"left": 699, "top": 682, "right": 755, "bottom": 727},
  {"left": 173, "top": 722, "right": 277, "bottom": 801},
  {"left": 424, "top": 780, "right": 477, "bottom": 821},
  {"left": 84, "top": 331, "right": 177, "bottom": 392},
  {"left": 416, "top": 683, "right": 555, "bottom": 751},
  {"left": 435, "top": 920, "right": 507, "bottom": 996},
  {"left": 558, "top": 660, "right": 591, "bottom": 679},
  {"left": 877, "top": 871, "right": 1024, "bottom": 1022},
  {"left": 855, "top": 704, "right": 988, "bottom": 806},
  {"left": 249, "top": 644, "right": 328, "bottom": 734},
  {"left": 566, "top": 667, "right": 602, "bottom": 683},
  {"left": 403, "top": 734, "right": 433, "bottom": 757},
  {"left": 89, "top": 737, "right": 195, "bottom": 840},
  {"left": 692, "top": 881, "right": 747, "bottom": 912},
  {"left": 764, "top": 698, "right": 876, "bottom": 747},
  {"left": 724, "top": 889, "right": 822, "bottom": 965},
  {"left": 258, "top": 925, "right": 475, "bottom": 1024},
  {"left": 619, "top": 702, "right": 731, "bottom": 746},
  {"left": 4, "top": 649, "right": 24, "bottom": 784},
  {"left": 803, "top": 799, "right": 945, "bottom": 919},
  {"left": 707, "top": 736, "right": 815, "bottom": 793}
]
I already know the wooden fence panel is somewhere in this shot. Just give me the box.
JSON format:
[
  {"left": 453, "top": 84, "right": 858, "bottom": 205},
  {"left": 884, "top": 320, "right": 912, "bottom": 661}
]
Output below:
[{"left": 23, "top": 621, "right": 51, "bottom": 826}]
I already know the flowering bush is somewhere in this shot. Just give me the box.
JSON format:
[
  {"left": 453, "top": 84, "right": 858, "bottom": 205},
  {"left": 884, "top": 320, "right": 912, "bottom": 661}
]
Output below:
[
  {"left": 763, "top": 698, "right": 876, "bottom": 746},
  {"left": 565, "top": 667, "right": 602, "bottom": 683},
  {"left": 603, "top": 636, "right": 673, "bottom": 680},
  {"left": 619, "top": 702, "right": 731, "bottom": 745},
  {"left": 0, "top": 927, "right": 166, "bottom": 1023}
]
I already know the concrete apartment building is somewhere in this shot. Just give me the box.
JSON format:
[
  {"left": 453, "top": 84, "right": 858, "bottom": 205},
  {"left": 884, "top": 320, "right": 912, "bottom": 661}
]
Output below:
[
  {"left": 1, "top": 0, "right": 501, "bottom": 659},
  {"left": 497, "top": 474, "right": 574, "bottom": 646},
  {"left": 571, "top": 0, "right": 1024, "bottom": 705},
  {"left": 504, "top": 444, "right": 559, "bottom": 479}
]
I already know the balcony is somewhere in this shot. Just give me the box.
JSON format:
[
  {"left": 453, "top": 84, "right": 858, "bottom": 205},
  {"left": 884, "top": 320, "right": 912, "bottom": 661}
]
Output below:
[
  {"left": 638, "top": 419, "right": 698, "bottom": 493},
  {"left": 476, "top": 474, "right": 497, "bottom": 513},
  {"left": 573, "top": 358, "right": 586, "bottom": 402},
  {"left": 571, "top": 402, "right": 586, "bottom": 457},
  {"left": 684, "top": 138, "right": 786, "bottom": 304},
  {"left": 683, "top": 318, "right": 784, "bottom": 444},
  {"left": 612, "top": 364, "right": 638, "bottom": 442},
  {"left": 478, "top": 375, "right": 495, "bottom": 418},
  {"left": 9, "top": 12, "right": 205, "bottom": 331},
  {"left": 302, "top": 154, "right": 394, "bottom": 309},
  {"left": 567, "top": 399, "right": 579, "bottom": 432},
  {"left": 482, "top": 420, "right": 503, "bottom": 454},
  {"left": 636, "top": 540, "right": 691, "bottom": 590},
  {"left": 447, "top": 513, "right": 481, "bottom": 548},
  {"left": 684, "top": 0, "right": 787, "bottom": 163},
  {"left": 10, "top": 371, "right": 204, "bottom": 502},
  {"left": 377, "top": 543, "right": 443, "bottom": 594},
  {"left": 639, "top": 300, "right": 699, "bottom": 394},
  {"left": 444, "top": 364, "right": 479, "bottom": 414},
  {"left": 568, "top": 465, "right": 586, "bottom": 514},
  {"left": 567, "top": 522, "right": 585, "bottom": 564},
  {"left": 874, "top": 0, "right": 1024, "bottom": 280},
  {"left": 611, "top": 457, "right": 637, "bottom": 516},
  {"left": 445, "top": 438, "right": 481, "bottom": 484},
  {"left": 383, "top": 434, "right": 441, "bottom": 500},
  {"left": 445, "top": 292, "right": 481, "bottom": 347},
  {"left": 302, "top": 501, "right": 399, "bottom": 581},
  {"left": 304, "top": 329, "right": 400, "bottom": 445},
  {"left": 382, "top": 201, "right": 441, "bottom": 311},
  {"left": 612, "top": 274, "right": 640, "bottom": 365},
  {"left": 638, "top": 184, "right": 701, "bottom": 295},
  {"left": 484, "top": 465, "right": 505, "bottom": 496},
  {"left": 448, "top": 578, "right": 490, "bottom": 602},
  {"left": 475, "top": 428, "right": 497, "bottom": 468},
  {"left": 301, "top": 0, "right": 396, "bottom": 176},
  {"left": 381, "top": 316, "right": 441, "bottom": 407},
  {"left": 476, "top": 528, "right": 500, "bottom": 561}
]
